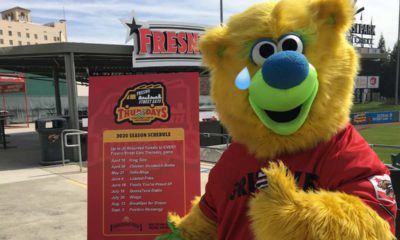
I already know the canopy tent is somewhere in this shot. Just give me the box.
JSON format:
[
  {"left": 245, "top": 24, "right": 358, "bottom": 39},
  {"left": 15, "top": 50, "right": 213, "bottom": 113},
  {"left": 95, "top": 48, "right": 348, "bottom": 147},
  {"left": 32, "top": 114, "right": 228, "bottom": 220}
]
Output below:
[
  {"left": 0, "top": 42, "right": 205, "bottom": 131},
  {"left": 0, "top": 74, "right": 29, "bottom": 126},
  {"left": 0, "top": 42, "right": 206, "bottom": 160}
]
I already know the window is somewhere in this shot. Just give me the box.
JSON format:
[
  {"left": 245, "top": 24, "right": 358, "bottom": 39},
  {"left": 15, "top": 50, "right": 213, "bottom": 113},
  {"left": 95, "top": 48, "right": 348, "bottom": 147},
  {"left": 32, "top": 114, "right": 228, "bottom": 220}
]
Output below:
[
  {"left": 44, "top": 35, "right": 48, "bottom": 41},
  {"left": 53, "top": 36, "right": 57, "bottom": 41},
  {"left": 9, "top": 40, "right": 13, "bottom": 45},
  {"left": 26, "top": 33, "right": 30, "bottom": 38},
  {"left": 8, "top": 31, "right": 12, "bottom": 36},
  {"left": 0, "top": 30, "right": 3, "bottom": 35},
  {"left": 27, "top": 42, "right": 30, "bottom": 45},
  {"left": 17, "top": 32, "right": 21, "bottom": 37},
  {"left": 19, "top": 13, "right": 25, "bottom": 21},
  {"left": 34, "top": 34, "right": 38, "bottom": 39},
  {"left": 0, "top": 39, "right": 3, "bottom": 44},
  {"left": 18, "top": 41, "right": 22, "bottom": 46}
]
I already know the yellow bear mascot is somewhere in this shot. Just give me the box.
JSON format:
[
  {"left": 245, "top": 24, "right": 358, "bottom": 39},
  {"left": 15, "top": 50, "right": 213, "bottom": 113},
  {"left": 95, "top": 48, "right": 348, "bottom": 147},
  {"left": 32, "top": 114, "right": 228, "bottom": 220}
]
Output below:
[{"left": 158, "top": 0, "right": 397, "bottom": 239}]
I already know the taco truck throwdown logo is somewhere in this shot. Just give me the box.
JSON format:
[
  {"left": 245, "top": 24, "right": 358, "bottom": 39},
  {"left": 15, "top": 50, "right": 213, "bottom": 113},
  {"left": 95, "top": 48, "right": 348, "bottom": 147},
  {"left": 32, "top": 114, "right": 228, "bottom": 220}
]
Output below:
[{"left": 114, "top": 82, "right": 170, "bottom": 124}]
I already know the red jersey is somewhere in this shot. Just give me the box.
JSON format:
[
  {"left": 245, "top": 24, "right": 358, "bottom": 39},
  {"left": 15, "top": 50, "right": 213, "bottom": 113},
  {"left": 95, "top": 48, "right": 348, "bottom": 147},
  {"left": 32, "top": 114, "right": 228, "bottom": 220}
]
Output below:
[{"left": 199, "top": 124, "right": 397, "bottom": 239}]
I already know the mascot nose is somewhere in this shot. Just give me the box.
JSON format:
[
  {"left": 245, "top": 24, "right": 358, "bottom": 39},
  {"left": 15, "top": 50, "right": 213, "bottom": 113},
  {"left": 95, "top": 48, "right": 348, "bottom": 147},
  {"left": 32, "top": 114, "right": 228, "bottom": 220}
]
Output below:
[{"left": 262, "top": 51, "right": 309, "bottom": 89}]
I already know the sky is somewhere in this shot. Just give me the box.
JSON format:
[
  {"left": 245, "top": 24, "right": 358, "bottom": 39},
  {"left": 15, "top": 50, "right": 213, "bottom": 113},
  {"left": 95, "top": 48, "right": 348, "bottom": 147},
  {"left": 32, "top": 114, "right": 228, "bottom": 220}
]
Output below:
[{"left": 0, "top": 0, "right": 398, "bottom": 50}]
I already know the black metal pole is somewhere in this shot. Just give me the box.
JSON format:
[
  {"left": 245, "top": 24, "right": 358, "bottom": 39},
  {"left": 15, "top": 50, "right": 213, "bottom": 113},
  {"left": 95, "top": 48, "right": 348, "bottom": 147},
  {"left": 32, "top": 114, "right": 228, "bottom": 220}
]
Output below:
[
  {"left": 396, "top": 0, "right": 400, "bottom": 105},
  {"left": 1, "top": 118, "right": 6, "bottom": 149},
  {"left": 53, "top": 64, "right": 62, "bottom": 116},
  {"left": 220, "top": 0, "right": 223, "bottom": 26}
]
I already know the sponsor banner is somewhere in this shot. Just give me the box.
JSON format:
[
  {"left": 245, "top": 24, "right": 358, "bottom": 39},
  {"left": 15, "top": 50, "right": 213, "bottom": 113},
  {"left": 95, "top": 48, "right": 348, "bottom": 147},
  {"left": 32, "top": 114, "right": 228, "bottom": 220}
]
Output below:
[
  {"left": 350, "top": 111, "right": 399, "bottom": 125},
  {"left": 88, "top": 73, "right": 200, "bottom": 240},
  {"left": 355, "top": 76, "right": 368, "bottom": 89},
  {"left": 355, "top": 76, "right": 380, "bottom": 89},
  {"left": 367, "top": 76, "right": 379, "bottom": 89}
]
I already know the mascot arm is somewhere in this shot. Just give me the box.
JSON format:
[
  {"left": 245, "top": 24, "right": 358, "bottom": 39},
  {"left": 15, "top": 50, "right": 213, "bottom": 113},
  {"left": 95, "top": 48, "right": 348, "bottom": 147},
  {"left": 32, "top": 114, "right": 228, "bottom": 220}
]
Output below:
[
  {"left": 249, "top": 162, "right": 396, "bottom": 240},
  {"left": 156, "top": 197, "right": 217, "bottom": 240}
]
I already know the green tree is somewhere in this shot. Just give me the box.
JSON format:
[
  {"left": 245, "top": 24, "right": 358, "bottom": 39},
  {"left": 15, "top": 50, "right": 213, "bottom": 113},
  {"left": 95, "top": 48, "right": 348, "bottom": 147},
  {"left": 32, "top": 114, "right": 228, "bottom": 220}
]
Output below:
[
  {"left": 378, "top": 33, "right": 386, "bottom": 53},
  {"left": 390, "top": 43, "right": 398, "bottom": 62},
  {"left": 380, "top": 43, "right": 400, "bottom": 99}
]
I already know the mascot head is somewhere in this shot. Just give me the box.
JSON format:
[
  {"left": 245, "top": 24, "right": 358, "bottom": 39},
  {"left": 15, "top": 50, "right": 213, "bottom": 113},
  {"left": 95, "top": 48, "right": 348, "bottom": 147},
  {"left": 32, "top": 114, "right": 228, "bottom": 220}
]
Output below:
[{"left": 199, "top": 0, "right": 358, "bottom": 159}]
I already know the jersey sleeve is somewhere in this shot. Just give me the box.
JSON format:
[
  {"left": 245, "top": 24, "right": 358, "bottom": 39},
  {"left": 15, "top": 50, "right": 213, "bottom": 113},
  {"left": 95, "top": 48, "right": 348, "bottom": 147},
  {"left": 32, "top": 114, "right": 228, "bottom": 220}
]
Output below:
[
  {"left": 336, "top": 175, "right": 397, "bottom": 234},
  {"left": 198, "top": 155, "right": 222, "bottom": 223},
  {"left": 199, "top": 190, "right": 218, "bottom": 223},
  {"left": 199, "top": 163, "right": 219, "bottom": 223},
  {"left": 198, "top": 143, "right": 242, "bottom": 224},
  {"left": 326, "top": 125, "right": 397, "bottom": 235}
]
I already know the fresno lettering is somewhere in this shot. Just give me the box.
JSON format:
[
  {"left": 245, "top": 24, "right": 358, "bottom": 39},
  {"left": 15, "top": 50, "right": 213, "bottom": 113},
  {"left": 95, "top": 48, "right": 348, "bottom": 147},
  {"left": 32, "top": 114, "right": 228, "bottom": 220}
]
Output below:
[{"left": 138, "top": 28, "right": 200, "bottom": 55}]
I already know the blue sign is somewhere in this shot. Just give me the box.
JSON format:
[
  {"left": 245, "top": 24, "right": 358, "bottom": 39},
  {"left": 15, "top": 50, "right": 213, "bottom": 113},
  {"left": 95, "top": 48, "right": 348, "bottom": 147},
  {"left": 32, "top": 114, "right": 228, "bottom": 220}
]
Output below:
[{"left": 351, "top": 111, "right": 399, "bottom": 125}]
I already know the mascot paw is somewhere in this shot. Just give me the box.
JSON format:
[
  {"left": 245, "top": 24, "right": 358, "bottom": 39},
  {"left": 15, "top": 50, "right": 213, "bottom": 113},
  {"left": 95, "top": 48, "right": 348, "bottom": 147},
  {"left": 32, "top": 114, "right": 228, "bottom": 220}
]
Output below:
[
  {"left": 249, "top": 161, "right": 395, "bottom": 240},
  {"left": 249, "top": 161, "right": 305, "bottom": 239},
  {"left": 256, "top": 161, "right": 298, "bottom": 203}
]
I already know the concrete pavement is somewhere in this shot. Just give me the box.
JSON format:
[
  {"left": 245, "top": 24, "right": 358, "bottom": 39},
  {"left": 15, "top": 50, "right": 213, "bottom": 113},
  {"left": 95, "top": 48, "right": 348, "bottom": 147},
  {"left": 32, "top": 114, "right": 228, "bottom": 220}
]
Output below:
[{"left": 0, "top": 125, "right": 215, "bottom": 240}]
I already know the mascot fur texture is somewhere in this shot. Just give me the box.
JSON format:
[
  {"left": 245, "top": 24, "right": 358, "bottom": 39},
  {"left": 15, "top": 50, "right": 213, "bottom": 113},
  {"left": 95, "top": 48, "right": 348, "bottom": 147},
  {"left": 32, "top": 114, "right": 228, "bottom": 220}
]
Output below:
[{"left": 158, "top": 0, "right": 397, "bottom": 239}]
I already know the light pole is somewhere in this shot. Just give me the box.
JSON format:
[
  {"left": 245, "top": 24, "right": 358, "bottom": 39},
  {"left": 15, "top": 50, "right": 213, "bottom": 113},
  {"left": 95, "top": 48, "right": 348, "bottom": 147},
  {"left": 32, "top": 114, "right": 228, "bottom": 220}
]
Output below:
[
  {"left": 396, "top": 0, "right": 400, "bottom": 105},
  {"left": 220, "top": 0, "right": 223, "bottom": 26}
]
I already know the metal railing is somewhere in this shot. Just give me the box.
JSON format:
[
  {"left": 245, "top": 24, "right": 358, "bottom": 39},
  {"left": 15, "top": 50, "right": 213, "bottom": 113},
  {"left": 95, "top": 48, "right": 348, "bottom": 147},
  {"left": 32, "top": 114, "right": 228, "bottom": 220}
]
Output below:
[
  {"left": 369, "top": 144, "right": 400, "bottom": 168},
  {"left": 199, "top": 134, "right": 400, "bottom": 152},
  {"left": 198, "top": 136, "right": 400, "bottom": 164},
  {"left": 200, "top": 132, "right": 231, "bottom": 149},
  {"left": 61, "top": 129, "right": 88, "bottom": 172},
  {"left": 369, "top": 144, "right": 400, "bottom": 149}
]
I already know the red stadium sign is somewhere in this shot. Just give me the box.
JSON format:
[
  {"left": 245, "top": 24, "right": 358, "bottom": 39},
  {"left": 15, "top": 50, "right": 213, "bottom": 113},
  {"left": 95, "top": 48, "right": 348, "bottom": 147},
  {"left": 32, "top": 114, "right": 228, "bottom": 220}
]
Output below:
[{"left": 122, "top": 15, "right": 209, "bottom": 68}]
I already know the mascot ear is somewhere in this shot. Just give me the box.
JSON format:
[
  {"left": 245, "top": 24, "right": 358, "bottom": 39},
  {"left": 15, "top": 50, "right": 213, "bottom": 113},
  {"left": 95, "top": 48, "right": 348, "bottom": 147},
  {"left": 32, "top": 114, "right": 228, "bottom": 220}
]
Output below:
[
  {"left": 199, "top": 26, "right": 230, "bottom": 69},
  {"left": 309, "top": 0, "right": 355, "bottom": 33}
]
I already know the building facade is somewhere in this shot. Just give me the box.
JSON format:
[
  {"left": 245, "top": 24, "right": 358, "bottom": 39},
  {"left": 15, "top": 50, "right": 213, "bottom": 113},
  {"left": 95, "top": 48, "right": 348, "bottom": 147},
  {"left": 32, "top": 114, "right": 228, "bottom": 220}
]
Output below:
[{"left": 0, "top": 7, "right": 67, "bottom": 47}]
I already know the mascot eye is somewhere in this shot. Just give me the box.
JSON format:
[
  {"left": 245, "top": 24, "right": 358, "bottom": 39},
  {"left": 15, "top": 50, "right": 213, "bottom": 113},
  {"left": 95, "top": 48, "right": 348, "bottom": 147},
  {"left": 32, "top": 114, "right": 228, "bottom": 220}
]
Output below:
[
  {"left": 251, "top": 39, "right": 277, "bottom": 66},
  {"left": 278, "top": 34, "right": 304, "bottom": 53}
]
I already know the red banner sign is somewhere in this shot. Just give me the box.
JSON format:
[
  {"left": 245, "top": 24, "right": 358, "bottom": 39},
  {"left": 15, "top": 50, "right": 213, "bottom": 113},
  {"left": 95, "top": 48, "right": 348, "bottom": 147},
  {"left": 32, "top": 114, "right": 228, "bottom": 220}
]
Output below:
[
  {"left": 88, "top": 73, "right": 200, "bottom": 240},
  {"left": 0, "top": 84, "right": 25, "bottom": 93},
  {"left": 0, "top": 74, "right": 26, "bottom": 93}
]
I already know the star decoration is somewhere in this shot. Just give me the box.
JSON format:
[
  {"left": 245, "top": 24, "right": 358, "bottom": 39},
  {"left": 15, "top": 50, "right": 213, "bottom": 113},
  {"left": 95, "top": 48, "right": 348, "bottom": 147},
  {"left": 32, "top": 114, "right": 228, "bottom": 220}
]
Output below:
[
  {"left": 120, "top": 11, "right": 145, "bottom": 43},
  {"left": 126, "top": 17, "right": 142, "bottom": 36}
]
